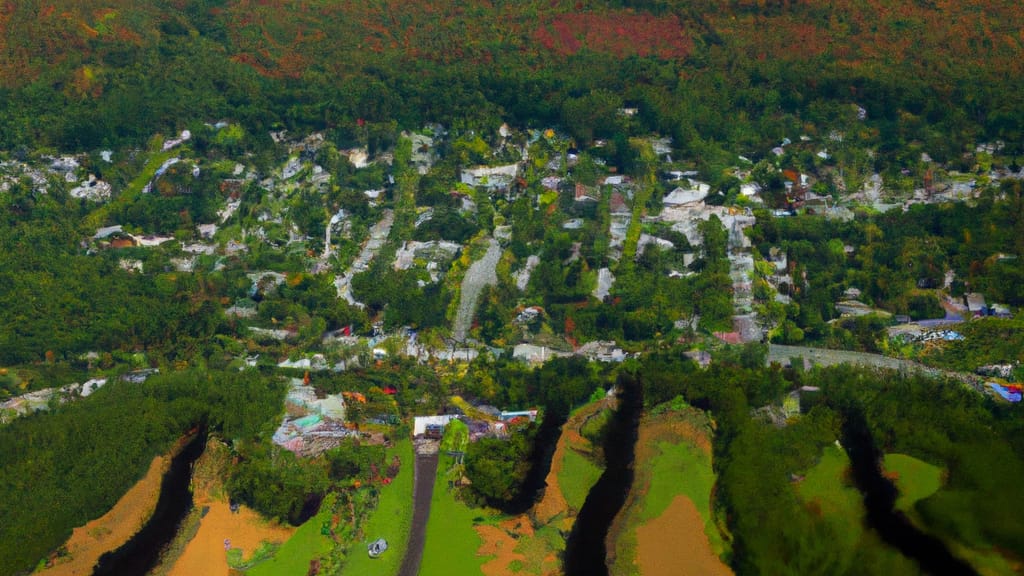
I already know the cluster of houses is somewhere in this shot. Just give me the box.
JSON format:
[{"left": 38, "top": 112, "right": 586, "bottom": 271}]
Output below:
[
  {"left": 411, "top": 406, "right": 539, "bottom": 448},
  {"left": 272, "top": 378, "right": 359, "bottom": 456}
]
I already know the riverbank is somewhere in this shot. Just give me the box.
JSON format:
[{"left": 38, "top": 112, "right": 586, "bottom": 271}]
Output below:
[{"left": 37, "top": 435, "right": 193, "bottom": 576}]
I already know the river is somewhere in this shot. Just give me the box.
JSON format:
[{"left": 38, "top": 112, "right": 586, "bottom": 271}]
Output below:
[
  {"left": 840, "top": 406, "right": 977, "bottom": 576},
  {"left": 92, "top": 431, "right": 207, "bottom": 576},
  {"left": 563, "top": 376, "right": 642, "bottom": 576}
]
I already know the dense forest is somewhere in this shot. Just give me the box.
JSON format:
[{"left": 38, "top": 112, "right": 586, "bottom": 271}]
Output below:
[{"left": 1, "top": 0, "right": 1022, "bottom": 163}]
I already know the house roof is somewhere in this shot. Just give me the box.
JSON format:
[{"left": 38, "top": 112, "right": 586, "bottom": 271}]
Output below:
[
  {"left": 965, "top": 293, "right": 987, "bottom": 311},
  {"left": 714, "top": 331, "right": 743, "bottom": 345}
]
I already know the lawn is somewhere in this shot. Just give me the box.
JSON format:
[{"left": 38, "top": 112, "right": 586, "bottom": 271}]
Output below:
[
  {"left": 418, "top": 454, "right": 489, "bottom": 576},
  {"left": 882, "top": 453, "right": 943, "bottom": 512},
  {"left": 247, "top": 493, "right": 335, "bottom": 576},
  {"left": 796, "top": 445, "right": 864, "bottom": 548},
  {"left": 339, "top": 438, "right": 414, "bottom": 576},
  {"left": 558, "top": 448, "right": 602, "bottom": 512}
]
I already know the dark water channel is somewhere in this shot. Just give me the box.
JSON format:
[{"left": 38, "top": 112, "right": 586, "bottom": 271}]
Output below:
[
  {"left": 563, "top": 378, "right": 642, "bottom": 576},
  {"left": 841, "top": 407, "right": 977, "bottom": 576},
  {"left": 500, "top": 407, "right": 569, "bottom": 515},
  {"left": 93, "top": 430, "right": 207, "bottom": 576}
]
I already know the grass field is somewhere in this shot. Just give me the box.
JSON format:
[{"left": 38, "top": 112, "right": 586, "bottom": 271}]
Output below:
[
  {"left": 558, "top": 448, "right": 603, "bottom": 512},
  {"left": 338, "top": 438, "right": 414, "bottom": 576},
  {"left": 247, "top": 494, "right": 335, "bottom": 576},
  {"left": 642, "top": 439, "right": 724, "bottom": 555},
  {"left": 419, "top": 454, "right": 489, "bottom": 576},
  {"left": 609, "top": 408, "right": 731, "bottom": 576},
  {"left": 882, "top": 453, "right": 944, "bottom": 512},
  {"left": 796, "top": 445, "right": 865, "bottom": 554},
  {"left": 796, "top": 445, "right": 922, "bottom": 574}
]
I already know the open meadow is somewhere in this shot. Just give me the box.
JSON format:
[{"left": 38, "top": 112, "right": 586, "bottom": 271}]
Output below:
[{"left": 608, "top": 404, "right": 731, "bottom": 576}]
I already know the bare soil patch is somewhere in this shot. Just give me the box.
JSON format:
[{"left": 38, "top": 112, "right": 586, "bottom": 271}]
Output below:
[
  {"left": 167, "top": 439, "right": 294, "bottom": 576},
  {"left": 167, "top": 501, "right": 294, "bottom": 576},
  {"left": 636, "top": 496, "right": 731, "bottom": 576},
  {"left": 39, "top": 455, "right": 170, "bottom": 576},
  {"left": 476, "top": 523, "right": 529, "bottom": 576},
  {"left": 534, "top": 399, "right": 609, "bottom": 525}
]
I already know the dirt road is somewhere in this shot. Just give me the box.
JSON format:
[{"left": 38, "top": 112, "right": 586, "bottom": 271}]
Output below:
[{"left": 397, "top": 452, "right": 439, "bottom": 576}]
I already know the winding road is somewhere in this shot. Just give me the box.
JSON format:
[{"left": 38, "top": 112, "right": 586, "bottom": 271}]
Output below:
[{"left": 452, "top": 238, "right": 501, "bottom": 342}]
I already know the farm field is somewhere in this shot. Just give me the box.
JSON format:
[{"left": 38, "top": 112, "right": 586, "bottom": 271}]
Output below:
[{"left": 608, "top": 404, "right": 731, "bottom": 576}]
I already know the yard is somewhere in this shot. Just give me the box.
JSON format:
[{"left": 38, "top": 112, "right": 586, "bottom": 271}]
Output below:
[
  {"left": 337, "top": 438, "right": 414, "bottom": 576},
  {"left": 418, "top": 454, "right": 489, "bottom": 576}
]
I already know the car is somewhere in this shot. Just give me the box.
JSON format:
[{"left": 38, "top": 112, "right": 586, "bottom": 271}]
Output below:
[{"left": 368, "top": 538, "right": 388, "bottom": 558}]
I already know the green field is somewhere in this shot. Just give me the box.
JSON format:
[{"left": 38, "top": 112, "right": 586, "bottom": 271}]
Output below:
[
  {"left": 643, "top": 438, "right": 724, "bottom": 554},
  {"left": 882, "top": 454, "right": 1018, "bottom": 575},
  {"left": 247, "top": 493, "right": 335, "bottom": 576},
  {"left": 558, "top": 448, "right": 603, "bottom": 512},
  {"left": 796, "top": 445, "right": 865, "bottom": 552},
  {"left": 609, "top": 410, "right": 728, "bottom": 576},
  {"left": 419, "top": 454, "right": 489, "bottom": 576},
  {"left": 796, "top": 445, "right": 920, "bottom": 574},
  {"left": 340, "top": 438, "right": 415, "bottom": 576},
  {"left": 882, "top": 453, "right": 944, "bottom": 512}
]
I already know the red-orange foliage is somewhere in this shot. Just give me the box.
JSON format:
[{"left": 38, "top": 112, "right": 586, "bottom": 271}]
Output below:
[{"left": 534, "top": 11, "right": 692, "bottom": 60}]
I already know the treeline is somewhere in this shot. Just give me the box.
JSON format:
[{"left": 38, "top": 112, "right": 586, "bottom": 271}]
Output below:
[
  {"left": 0, "top": 370, "right": 285, "bottom": 574},
  {"left": 1, "top": 1, "right": 1022, "bottom": 169}
]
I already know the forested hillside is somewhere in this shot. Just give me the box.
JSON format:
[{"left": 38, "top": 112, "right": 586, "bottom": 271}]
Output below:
[{"left": 1, "top": 0, "right": 1022, "bottom": 158}]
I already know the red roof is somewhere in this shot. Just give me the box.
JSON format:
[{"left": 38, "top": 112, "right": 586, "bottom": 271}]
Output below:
[{"left": 714, "top": 331, "right": 743, "bottom": 345}]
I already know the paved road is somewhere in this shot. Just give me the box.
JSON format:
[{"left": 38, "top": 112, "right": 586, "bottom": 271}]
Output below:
[
  {"left": 768, "top": 344, "right": 986, "bottom": 393},
  {"left": 396, "top": 452, "right": 439, "bottom": 576},
  {"left": 334, "top": 209, "right": 393, "bottom": 307}
]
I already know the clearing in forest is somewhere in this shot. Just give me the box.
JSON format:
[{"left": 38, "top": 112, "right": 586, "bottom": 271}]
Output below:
[
  {"left": 881, "top": 453, "right": 943, "bottom": 513},
  {"left": 608, "top": 402, "right": 732, "bottom": 576},
  {"left": 167, "top": 439, "right": 295, "bottom": 576}
]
